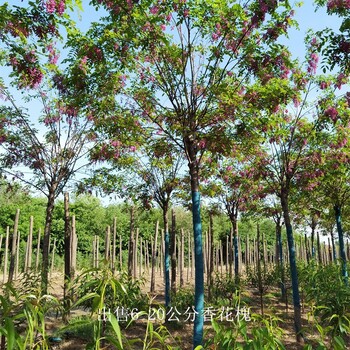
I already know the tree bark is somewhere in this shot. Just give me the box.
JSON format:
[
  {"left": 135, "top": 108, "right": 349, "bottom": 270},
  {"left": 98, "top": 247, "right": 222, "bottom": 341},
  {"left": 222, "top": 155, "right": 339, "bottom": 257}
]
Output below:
[
  {"left": 64, "top": 192, "right": 71, "bottom": 318},
  {"left": 334, "top": 205, "right": 348, "bottom": 285},
  {"left": 150, "top": 221, "right": 159, "bottom": 293},
  {"left": 276, "top": 219, "right": 286, "bottom": 299},
  {"left": 186, "top": 145, "right": 204, "bottom": 349},
  {"left": 41, "top": 186, "right": 57, "bottom": 294}
]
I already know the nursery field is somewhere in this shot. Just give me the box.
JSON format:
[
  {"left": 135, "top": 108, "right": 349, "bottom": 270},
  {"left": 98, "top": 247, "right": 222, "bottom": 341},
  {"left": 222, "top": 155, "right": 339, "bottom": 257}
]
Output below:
[
  {"left": 1, "top": 251, "right": 350, "bottom": 350},
  {"left": 1, "top": 0, "right": 350, "bottom": 349}
]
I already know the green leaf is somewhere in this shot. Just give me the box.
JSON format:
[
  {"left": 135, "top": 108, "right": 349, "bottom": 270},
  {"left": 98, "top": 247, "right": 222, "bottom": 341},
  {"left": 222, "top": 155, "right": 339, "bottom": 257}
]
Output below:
[{"left": 108, "top": 313, "right": 123, "bottom": 349}]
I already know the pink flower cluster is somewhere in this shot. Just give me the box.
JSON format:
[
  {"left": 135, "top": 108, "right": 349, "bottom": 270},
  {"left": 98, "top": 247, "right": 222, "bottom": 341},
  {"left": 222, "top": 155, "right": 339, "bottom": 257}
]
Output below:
[
  {"left": 327, "top": 0, "right": 350, "bottom": 11},
  {"left": 335, "top": 73, "right": 347, "bottom": 89},
  {"left": 6, "top": 21, "right": 29, "bottom": 38},
  {"left": 211, "top": 23, "right": 222, "bottom": 42},
  {"left": 47, "top": 43, "right": 59, "bottom": 65},
  {"left": 307, "top": 52, "right": 319, "bottom": 75},
  {"left": 9, "top": 52, "right": 43, "bottom": 89},
  {"left": 45, "top": 0, "right": 66, "bottom": 16},
  {"left": 324, "top": 106, "right": 339, "bottom": 122}
]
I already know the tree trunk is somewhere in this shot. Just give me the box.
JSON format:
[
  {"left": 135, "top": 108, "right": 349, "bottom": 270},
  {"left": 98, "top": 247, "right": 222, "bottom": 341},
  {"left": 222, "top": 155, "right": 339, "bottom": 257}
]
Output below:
[
  {"left": 233, "top": 216, "right": 239, "bottom": 279},
  {"left": 257, "top": 223, "right": 264, "bottom": 315},
  {"left": 64, "top": 192, "right": 71, "bottom": 319},
  {"left": 163, "top": 205, "right": 170, "bottom": 307},
  {"left": 334, "top": 205, "right": 348, "bottom": 285},
  {"left": 330, "top": 229, "right": 337, "bottom": 262},
  {"left": 276, "top": 220, "right": 286, "bottom": 300},
  {"left": 207, "top": 213, "right": 214, "bottom": 299},
  {"left": 41, "top": 187, "right": 57, "bottom": 294},
  {"left": 187, "top": 150, "right": 204, "bottom": 349},
  {"left": 317, "top": 231, "right": 322, "bottom": 265},
  {"left": 280, "top": 188, "right": 303, "bottom": 343},
  {"left": 170, "top": 208, "right": 177, "bottom": 295}
]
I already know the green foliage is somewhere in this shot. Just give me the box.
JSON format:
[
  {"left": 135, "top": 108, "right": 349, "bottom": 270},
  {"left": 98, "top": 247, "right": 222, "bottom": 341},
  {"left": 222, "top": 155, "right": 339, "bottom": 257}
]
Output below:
[
  {"left": 72, "top": 262, "right": 148, "bottom": 313},
  {"left": 205, "top": 313, "right": 286, "bottom": 349},
  {"left": 299, "top": 261, "right": 350, "bottom": 343},
  {"left": 0, "top": 272, "right": 61, "bottom": 350},
  {"left": 209, "top": 274, "right": 243, "bottom": 307}
]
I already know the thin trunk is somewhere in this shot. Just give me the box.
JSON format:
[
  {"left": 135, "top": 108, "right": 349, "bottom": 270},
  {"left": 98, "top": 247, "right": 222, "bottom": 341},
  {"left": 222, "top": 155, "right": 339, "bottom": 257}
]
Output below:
[
  {"left": 233, "top": 215, "right": 239, "bottom": 279},
  {"left": 170, "top": 208, "right": 177, "bottom": 295},
  {"left": 64, "top": 192, "right": 71, "bottom": 318},
  {"left": 334, "top": 205, "right": 348, "bottom": 285},
  {"left": 150, "top": 221, "right": 159, "bottom": 293},
  {"left": 317, "top": 232, "right": 322, "bottom": 265},
  {"left": 276, "top": 220, "right": 286, "bottom": 300},
  {"left": 42, "top": 187, "right": 57, "bottom": 293},
  {"left": 163, "top": 202, "right": 170, "bottom": 307},
  {"left": 257, "top": 223, "right": 264, "bottom": 316},
  {"left": 207, "top": 213, "right": 214, "bottom": 299},
  {"left": 304, "top": 234, "right": 310, "bottom": 264},
  {"left": 186, "top": 144, "right": 204, "bottom": 349}
]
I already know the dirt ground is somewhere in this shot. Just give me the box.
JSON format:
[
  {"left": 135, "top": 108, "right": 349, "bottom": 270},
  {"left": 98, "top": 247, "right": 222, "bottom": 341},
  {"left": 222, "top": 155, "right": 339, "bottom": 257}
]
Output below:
[{"left": 1, "top": 269, "right": 321, "bottom": 349}]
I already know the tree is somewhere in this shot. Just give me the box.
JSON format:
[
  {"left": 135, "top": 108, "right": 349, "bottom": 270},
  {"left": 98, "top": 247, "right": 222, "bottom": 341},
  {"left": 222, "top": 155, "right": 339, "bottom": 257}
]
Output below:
[
  {"left": 316, "top": 89, "right": 350, "bottom": 284},
  {"left": 119, "top": 1, "right": 298, "bottom": 346},
  {"left": 314, "top": 0, "right": 350, "bottom": 75},
  {"left": 62, "top": 0, "right": 299, "bottom": 345},
  {"left": 0, "top": 1, "right": 96, "bottom": 292}
]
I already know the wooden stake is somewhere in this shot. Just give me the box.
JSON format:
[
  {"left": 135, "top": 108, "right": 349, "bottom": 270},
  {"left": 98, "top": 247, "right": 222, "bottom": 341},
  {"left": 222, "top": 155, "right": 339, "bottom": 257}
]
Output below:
[
  {"left": 119, "top": 234, "right": 123, "bottom": 270},
  {"left": 50, "top": 238, "right": 56, "bottom": 277},
  {"left": 2, "top": 227, "right": 9, "bottom": 283},
  {"left": 71, "top": 215, "right": 77, "bottom": 277},
  {"left": 8, "top": 209, "right": 20, "bottom": 283},
  {"left": 105, "top": 226, "right": 111, "bottom": 261},
  {"left": 134, "top": 228, "right": 139, "bottom": 278},
  {"left": 180, "top": 228, "right": 184, "bottom": 288},
  {"left": 26, "top": 216, "right": 34, "bottom": 271},
  {"left": 150, "top": 221, "right": 159, "bottom": 293},
  {"left": 170, "top": 209, "right": 176, "bottom": 294},
  {"left": 112, "top": 217, "right": 117, "bottom": 272},
  {"left": 35, "top": 228, "right": 41, "bottom": 272}
]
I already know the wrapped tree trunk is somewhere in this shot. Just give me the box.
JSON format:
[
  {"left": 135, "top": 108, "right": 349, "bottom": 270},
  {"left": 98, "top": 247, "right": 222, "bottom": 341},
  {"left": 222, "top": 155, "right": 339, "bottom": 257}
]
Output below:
[
  {"left": 170, "top": 209, "right": 177, "bottom": 295},
  {"left": 281, "top": 188, "right": 303, "bottom": 343}
]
